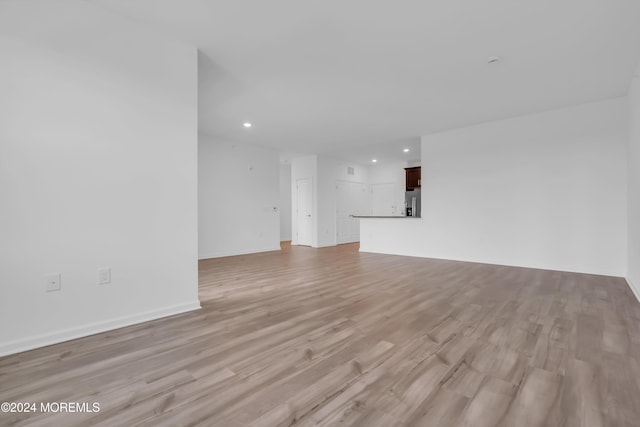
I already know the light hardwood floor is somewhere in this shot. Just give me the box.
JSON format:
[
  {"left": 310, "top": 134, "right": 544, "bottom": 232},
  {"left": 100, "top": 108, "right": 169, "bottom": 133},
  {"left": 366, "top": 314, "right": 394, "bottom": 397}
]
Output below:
[{"left": 2, "top": 243, "right": 640, "bottom": 426}]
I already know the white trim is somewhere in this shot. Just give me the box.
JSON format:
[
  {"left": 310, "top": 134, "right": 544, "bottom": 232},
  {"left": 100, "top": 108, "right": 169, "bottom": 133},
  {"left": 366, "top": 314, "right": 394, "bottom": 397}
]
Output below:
[
  {"left": 314, "top": 242, "right": 339, "bottom": 248},
  {"left": 359, "top": 246, "right": 623, "bottom": 277},
  {"left": 198, "top": 245, "right": 281, "bottom": 260},
  {"left": 626, "top": 277, "right": 640, "bottom": 303},
  {"left": 0, "top": 301, "right": 201, "bottom": 357}
]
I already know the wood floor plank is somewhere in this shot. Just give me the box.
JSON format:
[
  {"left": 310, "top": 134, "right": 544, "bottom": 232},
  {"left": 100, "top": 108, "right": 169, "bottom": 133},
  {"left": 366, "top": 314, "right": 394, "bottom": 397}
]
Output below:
[
  {"left": 1, "top": 242, "right": 639, "bottom": 426},
  {"left": 409, "top": 388, "right": 469, "bottom": 427},
  {"left": 456, "top": 377, "right": 515, "bottom": 427},
  {"left": 498, "top": 367, "right": 563, "bottom": 427}
]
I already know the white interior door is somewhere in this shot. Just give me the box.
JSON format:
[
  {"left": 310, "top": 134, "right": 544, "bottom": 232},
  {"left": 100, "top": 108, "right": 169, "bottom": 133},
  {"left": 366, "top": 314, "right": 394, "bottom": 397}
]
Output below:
[
  {"left": 296, "top": 178, "right": 312, "bottom": 246},
  {"left": 371, "top": 183, "right": 396, "bottom": 215},
  {"left": 336, "top": 182, "right": 351, "bottom": 244},
  {"left": 336, "top": 181, "right": 367, "bottom": 244}
]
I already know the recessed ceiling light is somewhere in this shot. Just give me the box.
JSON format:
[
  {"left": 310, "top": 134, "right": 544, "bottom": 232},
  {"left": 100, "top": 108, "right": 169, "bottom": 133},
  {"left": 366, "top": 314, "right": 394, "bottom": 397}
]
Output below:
[
  {"left": 372, "top": 159, "right": 377, "bottom": 163},
  {"left": 403, "top": 148, "right": 410, "bottom": 153},
  {"left": 243, "top": 122, "right": 252, "bottom": 128},
  {"left": 487, "top": 56, "right": 502, "bottom": 64}
]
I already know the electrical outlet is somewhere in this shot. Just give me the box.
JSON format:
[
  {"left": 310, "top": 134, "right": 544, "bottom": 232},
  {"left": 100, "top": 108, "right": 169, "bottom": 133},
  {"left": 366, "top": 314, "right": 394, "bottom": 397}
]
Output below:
[
  {"left": 45, "top": 274, "right": 61, "bottom": 292},
  {"left": 97, "top": 268, "right": 111, "bottom": 285}
]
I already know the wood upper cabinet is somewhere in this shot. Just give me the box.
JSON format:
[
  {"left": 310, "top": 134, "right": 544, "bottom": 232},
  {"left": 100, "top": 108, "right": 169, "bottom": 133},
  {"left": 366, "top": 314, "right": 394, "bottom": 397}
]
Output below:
[{"left": 405, "top": 167, "right": 421, "bottom": 191}]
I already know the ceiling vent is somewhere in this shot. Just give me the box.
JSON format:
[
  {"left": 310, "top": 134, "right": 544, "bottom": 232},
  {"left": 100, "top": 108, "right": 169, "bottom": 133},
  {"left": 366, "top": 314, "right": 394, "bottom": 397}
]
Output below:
[{"left": 347, "top": 166, "right": 355, "bottom": 175}]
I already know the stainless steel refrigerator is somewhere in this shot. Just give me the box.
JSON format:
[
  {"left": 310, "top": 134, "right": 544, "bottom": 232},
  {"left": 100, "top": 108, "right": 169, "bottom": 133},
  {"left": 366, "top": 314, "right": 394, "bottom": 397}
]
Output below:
[{"left": 405, "top": 189, "right": 421, "bottom": 217}]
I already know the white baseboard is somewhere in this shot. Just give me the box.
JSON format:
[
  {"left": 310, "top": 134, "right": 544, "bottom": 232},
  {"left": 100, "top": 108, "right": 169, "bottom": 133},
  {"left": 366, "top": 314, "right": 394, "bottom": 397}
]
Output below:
[
  {"left": 314, "top": 243, "right": 338, "bottom": 248},
  {"left": 626, "top": 277, "right": 640, "bottom": 303},
  {"left": 198, "top": 245, "right": 281, "bottom": 260},
  {"left": 0, "top": 301, "right": 201, "bottom": 357},
  {"left": 359, "top": 246, "right": 623, "bottom": 277}
]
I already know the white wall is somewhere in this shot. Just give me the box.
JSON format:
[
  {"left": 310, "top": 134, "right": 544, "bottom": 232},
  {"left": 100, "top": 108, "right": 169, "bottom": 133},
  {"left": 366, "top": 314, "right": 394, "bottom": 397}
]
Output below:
[
  {"left": 361, "top": 98, "right": 628, "bottom": 277},
  {"left": 0, "top": 1, "right": 199, "bottom": 355},
  {"left": 628, "top": 64, "right": 640, "bottom": 297},
  {"left": 291, "top": 155, "right": 317, "bottom": 246},
  {"left": 279, "top": 164, "right": 292, "bottom": 241},
  {"left": 199, "top": 135, "right": 280, "bottom": 258}
]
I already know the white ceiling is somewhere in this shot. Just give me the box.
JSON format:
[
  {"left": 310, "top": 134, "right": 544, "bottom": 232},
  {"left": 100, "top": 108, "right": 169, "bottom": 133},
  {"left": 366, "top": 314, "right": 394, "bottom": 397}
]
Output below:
[
  {"left": 323, "top": 137, "right": 421, "bottom": 167},
  {"left": 86, "top": 0, "right": 640, "bottom": 154}
]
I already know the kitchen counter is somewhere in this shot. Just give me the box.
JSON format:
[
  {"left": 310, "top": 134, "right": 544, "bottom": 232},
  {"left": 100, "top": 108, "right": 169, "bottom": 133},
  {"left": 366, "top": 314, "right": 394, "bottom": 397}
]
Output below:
[{"left": 351, "top": 215, "right": 420, "bottom": 219}]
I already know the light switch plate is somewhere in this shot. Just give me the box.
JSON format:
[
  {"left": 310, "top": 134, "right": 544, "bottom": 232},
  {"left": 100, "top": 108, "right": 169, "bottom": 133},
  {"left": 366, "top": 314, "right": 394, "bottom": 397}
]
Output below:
[{"left": 45, "top": 274, "right": 61, "bottom": 292}]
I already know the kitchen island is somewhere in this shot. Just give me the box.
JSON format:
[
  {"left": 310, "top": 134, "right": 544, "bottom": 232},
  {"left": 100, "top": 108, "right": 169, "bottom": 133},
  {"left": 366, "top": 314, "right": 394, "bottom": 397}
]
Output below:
[{"left": 353, "top": 215, "right": 422, "bottom": 256}]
